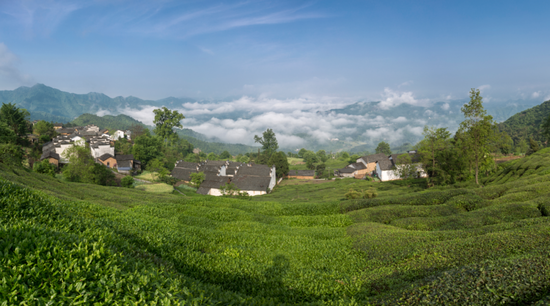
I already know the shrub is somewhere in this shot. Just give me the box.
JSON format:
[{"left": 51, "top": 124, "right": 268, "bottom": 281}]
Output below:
[
  {"left": 345, "top": 188, "right": 362, "bottom": 199},
  {"left": 120, "top": 175, "right": 135, "bottom": 188},
  {"left": 33, "top": 160, "right": 56, "bottom": 177},
  {"left": 363, "top": 188, "right": 378, "bottom": 199},
  {"left": 0, "top": 143, "right": 23, "bottom": 166}
]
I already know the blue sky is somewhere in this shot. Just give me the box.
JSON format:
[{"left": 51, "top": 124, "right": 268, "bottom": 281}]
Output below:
[{"left": 1, "top": 0, "right": 549, "bottom": 103}]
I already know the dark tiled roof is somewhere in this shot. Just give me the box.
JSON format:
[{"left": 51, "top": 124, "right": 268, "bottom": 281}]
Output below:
[
  {"left": 57, "top": 128, "right": 76, "bottom": 134},
  {"left": 232, "top": 176, "right": 271, "bottom": 192},
  {"left": 175, "top": 161, "right": 199, "bottom": 169},
  {"left": 117, "top": 160, "right": 132, "bottom": 169},
  {"left": 171, "top": 168, "right": 197, "bottom": 181},
  {"left": 288, "top": 170, "right": 315, "bottom": 176},
  {"left": 204, "top": 160, "right": 226, "bottom": 166},
  {"left": 225, "top": 166, "right": 239, "bottom": 175},
  {"left": 40, "top": 150, "right": 60, "bottom": 160},
  {"left": 347, "top": 162, "right": 366, "bottom": 170},
  {"left": 116, "top": 154, "right": 134, "bottom": 161},
  {"left": 204, "top": 171, "right": 221, "bottom": 181},
  {"left": 377, "top": 157, "right": 394, "bottom": 171},
  {"left": 235, "top": 164, "right": 271, "bottom": 177},
  {"left": 360, "top": 153, "right": 390, "bottom": 164},
  {"left": 199, "top": 165, "right": 221, "bottom": 173},
  {"left": 337, "top": 168, "right": 356, "bottom": 173},
  {"left": 98, "top": 153, "right": 114, "bottom": 161},
  {"left": 199, "top": 176, "right": 231, "bottom": 189}
]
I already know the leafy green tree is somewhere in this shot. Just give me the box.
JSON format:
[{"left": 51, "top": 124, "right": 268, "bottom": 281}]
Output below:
[
  {"left": 190, "top": 172, "right": 205, "bottom": 187},
  {"left": 206, "top": 152, "right": 219, "bottom": 160},
  {"left": 115, "top": 137, "right": 133, "bottom": 155},
  {"left": 254, "top": 129, "right": 279, "bottom": 155},
  {"left": 33, "top": 159, "right": 56, "bottom": 177},
  {"left": 268, "top": 151, "right": 289, "bottom": 179},
  {"left": 348, "top": 154, "right": 360, "bottom": 164},
  {"left": 153, "top": 107, "right": 184, "bottom": 144},
  {"left": 298, "top": 148, "right": 307, "bottom": 158},
  {"left": 146, "top": 158, "right": 166, "bottom": 181},
  {"left": 417, "top": 126, "right": 451, "bottom": 178},
  {"left": 515, "top": 138, "right": 529, "bottom": 154},
  {"left": 340, "top": 151, "right": 350, "bottom": 161},
  {"left": 458, "top": 88, "right": 497, "bottom": 184},
  {"left": 62, "top": 145, "right": 115, "bottom": 185},
  {"left": 303, "top": 151, "right": 318, "bottom": 164},
  {"left": 0, "top": 103, "right": 30, "bottom": 145},
  {"left": 526, "top": 136, "right": 540, "bottom": 156},
  {"left": 316, "top": 163, "right": 326, "bottom": 177},
  {"left": 132, "top": 129, "right": 163, "bottom": 166},
  {"left": 238, "top": 155, "right": 250, "bottom": 163},
  {"left": 0, "top": 121, "right": 17, "bottom": 144},
  {"left": 375, "top": 141, "right": 391, "bottom": 155},
  {"left": 33, "top": 120, "right": 57, "bottom": 142},
  {"left": 0, "top": 143, "right": 24, "bottom": 166},
  {"left": 316, "top": 150, "right": 328, "bottom": 162},
  {"left": 219, "top": 150, "right": 231, "bottom": 160},
  {"left": 121, "top": 176, "right": 135, "bottom": 188},
  {"left": 495, "top": 130, "right": 514, "bottom": 155},
  {"left": 394, "top": 154, "right": 416, "bottom": 179}
]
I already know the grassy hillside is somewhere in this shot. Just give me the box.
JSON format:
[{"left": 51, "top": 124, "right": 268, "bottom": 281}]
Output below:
[
  {"left": 498, "top": 99, "right": 550, "bottom": 144},
  {"left": 2, "top": 149, "right": 550, "bottom": 304},
  {"left": 70, "top": 113, "right": 147, "bottom": 132}
]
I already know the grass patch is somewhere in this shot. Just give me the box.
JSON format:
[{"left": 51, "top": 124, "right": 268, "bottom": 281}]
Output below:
[{"left": 136, "top": 182, "right": 174, "bottom": 193}]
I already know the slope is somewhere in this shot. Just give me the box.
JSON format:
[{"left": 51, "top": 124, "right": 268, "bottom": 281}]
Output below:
[{"left": 498, "top": 99, "right": 550, "bottom": 144}]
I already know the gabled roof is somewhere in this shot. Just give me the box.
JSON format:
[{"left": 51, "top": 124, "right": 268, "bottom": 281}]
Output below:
[
  {"left": 116, "top": 154, "right": 134, "bottom": 161},
  {"left": 203, "top": 160, "right": 227, "bottom": 166},
  {"left": 98, "top": 153, "right": 114, "bottom": 161},
  {"left": 199, "top": 176, "right": 231, "bottom": 189},
  {"left": 336, "top": 167, "right": 356, "bottom": 173},
  {"left": 360, "top": 153, "right": 390, "bottom": 164},
  {"left": 234, "top": 164, "right": 271, "bottom": 177},
  {"left": 347, "top": 162, "right": 366, "bottom": 170},
  {"left": 232, "top": 176, "right": 272, "bottom": 192},
  {"left": 288, "top": 170, "right": 315, "bottom": 176},
  {"left": 117, "top": 160, "right": 132, "bottom": 169},
  {"left": 175, "top": 161, "right": 199, "bottom": 169},
  {"left": 171, "top": 167, "right": 197, "bottom": 181},
  {"left": 40, "top": 150, "right": 60, "bottom": 161},
  {"left": 390, "top": 152, "right": 422, "bottom": 164},
  {"left": 377, "top": 157, "right": 394, "bottom": 171}
]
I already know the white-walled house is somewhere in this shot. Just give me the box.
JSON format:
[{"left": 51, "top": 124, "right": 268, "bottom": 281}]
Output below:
[
  {"left": 374, "top": 152, "right": 428, "bottom": 181},
  {"left": 112, "top": 130, "right": 131, "bottom": 141}
]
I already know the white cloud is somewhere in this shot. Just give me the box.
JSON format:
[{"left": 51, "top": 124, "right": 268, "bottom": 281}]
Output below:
[
  {"left": 391, "top": 116, "right": 408, "bottom": 123},
  {"left": 478, "top": 84, "right": 491, "bottom": 92},
  {"left": 441, "top": 103, "right": 450, "bottom": 110},
  {"left": 532, "top": 91, "right": 541, "bottom": 98},
  {"left": 378, "top": 88, "right": 429, "bottom": 109}
]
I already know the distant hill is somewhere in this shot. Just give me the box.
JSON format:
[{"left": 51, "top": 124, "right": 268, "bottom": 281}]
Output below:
[
  {"left": 0, "top": 84, "right": 196, "bottom": 123},
  {"left": 498, "top": 99, "right": 550, "bottom": 144},
  {"left": 70, "top": 113, "right": 147, "bottom": 132}
]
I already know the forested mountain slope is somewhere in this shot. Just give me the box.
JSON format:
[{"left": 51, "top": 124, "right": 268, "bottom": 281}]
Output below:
[{"left": 498, "top": 99, "right": 550, "bottom": 144}]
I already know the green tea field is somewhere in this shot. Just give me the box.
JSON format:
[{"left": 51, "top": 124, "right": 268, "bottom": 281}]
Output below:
[{"left": 2, "top": 149, "right": 550, "bottom": 305}]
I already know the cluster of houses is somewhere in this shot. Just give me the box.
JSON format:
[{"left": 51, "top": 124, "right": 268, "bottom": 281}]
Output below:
[
  {"left": 40, "top": 124, "right": 139, "bottom": 173},
  {"left": 171, "top": 160, "right": 277, "bottom": 196},
  {"left": 334, "top": 151, "right": 427, "bottom": 181}
]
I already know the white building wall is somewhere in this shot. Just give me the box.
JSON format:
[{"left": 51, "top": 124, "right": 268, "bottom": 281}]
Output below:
[
  {"left": 91, "top": 145, "right": 115, "bottom": 159},
  {"left": 112, "top": 130, "right": 125, "bottom": 141},
  {"left": 268, "top": 166, "right": 276, "bottom": 191}
]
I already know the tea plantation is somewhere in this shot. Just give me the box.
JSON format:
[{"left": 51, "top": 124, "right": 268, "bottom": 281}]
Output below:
[{"left": 2, "top": 149, "right": 550, "bottom": 304}]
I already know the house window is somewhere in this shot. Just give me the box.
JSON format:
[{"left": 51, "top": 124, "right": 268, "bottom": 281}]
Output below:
[{"left": 107, "top": 162, "right": 110, "bottom": 167}]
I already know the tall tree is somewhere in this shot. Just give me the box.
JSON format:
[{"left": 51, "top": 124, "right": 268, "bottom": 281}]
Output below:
[
  {"left": 254, "top": 129, "right": 279, "bottom": 155},
  {"left": 153, "top": 107, "right": 184, "bottom": 143},
  {"left": 375, "top": 141, "right": 391, "bottom": 155},
  {"left": 0, "top": 103, "right": 30, "bottom": 145},
  {"left": 268, "top": 151, "right": 289, "bottom": 179},
  {"left": 417, "top": 126, "right": 451, "bottom": 178},
  {"left": 458, "top": 88, "right": 496, "bottom": 185}
]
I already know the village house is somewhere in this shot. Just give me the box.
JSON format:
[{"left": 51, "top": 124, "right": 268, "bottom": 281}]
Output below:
[
  {"left": 112, "top": 129, "right": 131, "bottom": 141},
  {"left": 286, "top": 170, "right": 315, "bottom": 179},
  {"left": 115, "top": 154, "right": 135, "bottom": 174},
  {"left": 98, "top": 153, "right": 117, "bottom": 168},
  {"left": 356, "top": 153, "right": 390, "bottom": 174},
  {"left": 374, "top": 151, "right": 428, "bottom": 181}
]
